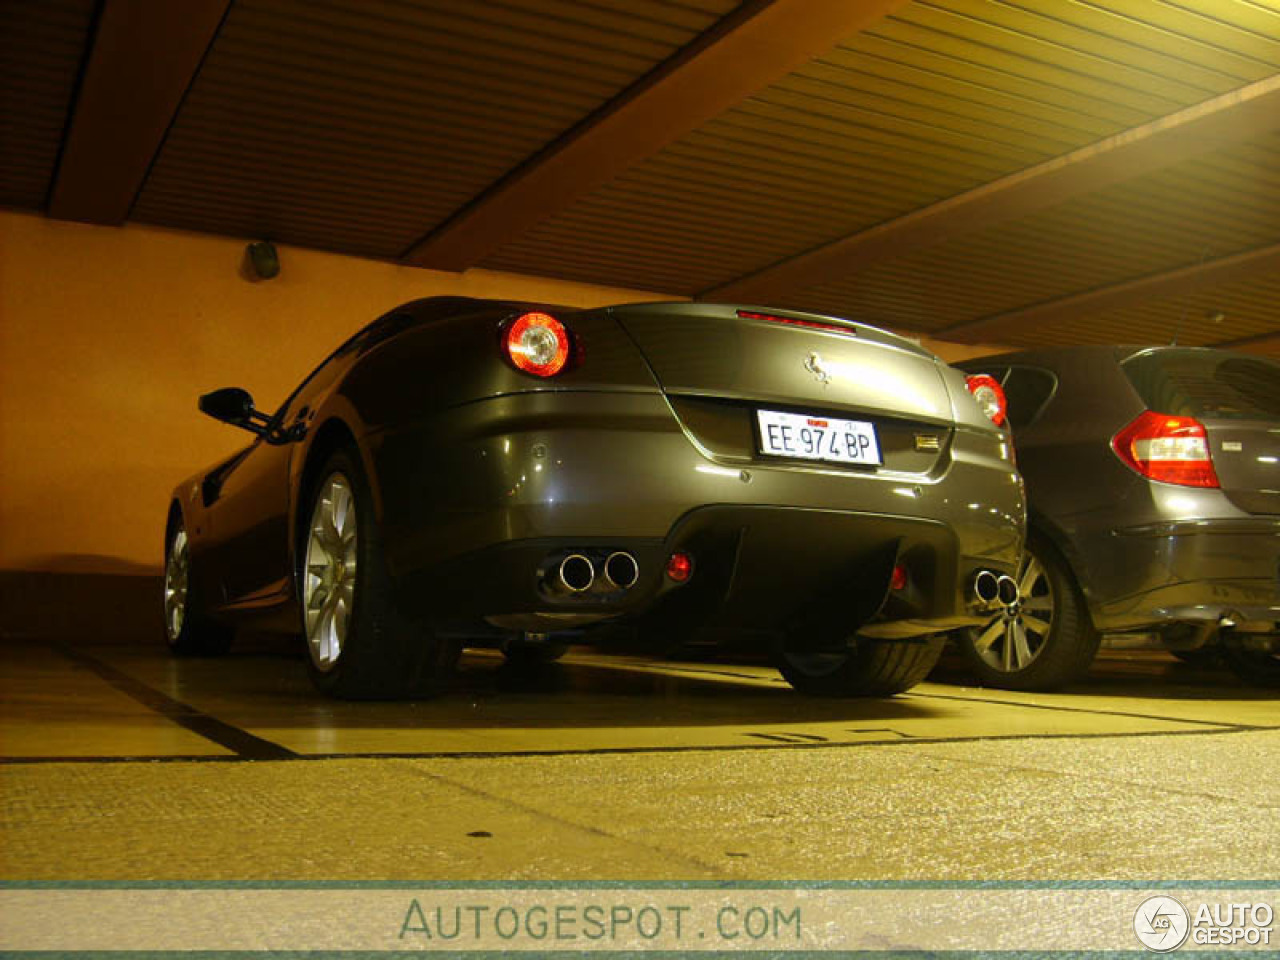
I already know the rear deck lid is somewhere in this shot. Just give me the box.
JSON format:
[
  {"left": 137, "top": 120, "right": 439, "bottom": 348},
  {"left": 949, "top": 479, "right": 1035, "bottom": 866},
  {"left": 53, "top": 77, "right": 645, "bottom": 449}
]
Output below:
[
  {"left": 611, "top": 303, "right": 951, "bottom": 420},
  {"left": 610, "top": 303, "right": 960, "bottom": 474},
  {"left": 1122, "top": 348, "right": 1280, "bottom": 514}
]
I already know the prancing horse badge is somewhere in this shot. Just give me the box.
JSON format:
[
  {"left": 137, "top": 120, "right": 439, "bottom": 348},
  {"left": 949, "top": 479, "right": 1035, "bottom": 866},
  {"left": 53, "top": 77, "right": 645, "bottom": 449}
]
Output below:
[{"left": 805, "top": 351, "right": 831, "bottom": 386}]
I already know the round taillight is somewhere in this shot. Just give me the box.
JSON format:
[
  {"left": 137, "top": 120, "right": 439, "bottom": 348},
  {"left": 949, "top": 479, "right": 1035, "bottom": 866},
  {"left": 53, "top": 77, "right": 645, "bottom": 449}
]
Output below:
[
  {"left": 665, "top": 551, "right": 693, "bottom": 583},
  {"left": 965, "top": 373, "right": 1007, "bottom": 427},
  {"left": 505, "top": 312, "right": 570, "bottom": 377}
]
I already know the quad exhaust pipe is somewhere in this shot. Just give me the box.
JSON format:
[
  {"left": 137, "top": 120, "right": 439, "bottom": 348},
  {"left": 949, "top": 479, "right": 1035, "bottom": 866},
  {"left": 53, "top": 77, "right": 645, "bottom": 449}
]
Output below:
[
  {"left": 547, "top": 551, "right": 640, "bottom": 596},
  {"left": 972, "top": 570, "right": 999, "bottom": 606},
  {"left": 602, "top": 551, "right": 639, "bottom": 591},
  {"left": 971, "top": 570, "right": 1019, "bottom": 610},
  {"left": 556, "top": 554, "right": 595, "bottom": 594}
]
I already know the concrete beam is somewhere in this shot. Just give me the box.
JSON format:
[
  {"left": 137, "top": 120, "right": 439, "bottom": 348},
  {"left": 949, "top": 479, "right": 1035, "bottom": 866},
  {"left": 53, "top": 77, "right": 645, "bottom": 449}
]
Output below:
[
  {"left": 940, "top": 242, "right": 1280, "bottom": 343},
  {"left": 48, "top": 0, "right": 230, "bottom": 224},
  {"left": 1211, "top": 330, "right": 1280, "bottom": 352},
  {"left": 403, "top": 0, "right": 907, "bottom": 271},
  {"left": 704, "top": 75, "right": 1280, "bottom": 303}
]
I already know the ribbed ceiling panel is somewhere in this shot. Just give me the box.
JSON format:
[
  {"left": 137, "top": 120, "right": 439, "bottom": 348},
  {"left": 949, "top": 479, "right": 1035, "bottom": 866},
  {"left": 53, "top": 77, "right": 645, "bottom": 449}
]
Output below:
[
  {"left": 0, "top": 0, "right": 95, "bottom": 210},
  {"left": 482, "top": 0, "right": 1280, "bottom": 294},
  {"left": 131, "top": 0, "right": 739, "bottom": 257},
  {"left": 1008, "top": 271, "right": 1280, "bottom": 352},
  {"left": 6, "top": 0, "right": 1277, "bottom": 352},
  {"left": 792, "top": 130, "right": 1280, "bottom": 333}
]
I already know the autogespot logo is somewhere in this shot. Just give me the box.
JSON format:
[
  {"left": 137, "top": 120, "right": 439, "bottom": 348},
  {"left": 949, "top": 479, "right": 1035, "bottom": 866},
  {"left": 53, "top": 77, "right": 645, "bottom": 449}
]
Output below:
[{"left": 1134, "top": 895, "right": 1191, "bottom": 952}]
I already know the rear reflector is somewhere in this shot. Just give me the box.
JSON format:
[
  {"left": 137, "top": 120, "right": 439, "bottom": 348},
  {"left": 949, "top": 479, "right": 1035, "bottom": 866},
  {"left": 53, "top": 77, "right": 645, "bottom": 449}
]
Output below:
[
  {"left": 890, "top": 564, "right": 908, "bottom": 591},
  {"left": 1111, "top": 410, "right": 1220, "bottom": 488},
  {"left": 737, "top": 309, "right": 856, "bottom": 336},
  {"left": 665, "top": 551, "right": 693, "bottom": 583},
  {"left": 504, "top": 312, "right": 570, "bottom": 377},
  {"left": 965, "top": 373, "right": 1007, "bottom": 427}
]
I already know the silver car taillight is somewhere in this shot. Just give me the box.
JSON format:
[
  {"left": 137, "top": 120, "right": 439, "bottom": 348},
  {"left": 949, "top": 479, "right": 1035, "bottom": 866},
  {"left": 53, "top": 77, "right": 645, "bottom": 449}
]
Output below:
[
  {"left": 1111, "top": 411, "right": 1220, "bottom": 488},
  {"left": 965, "top": 373, "right": 1007, "bottom": 427}
]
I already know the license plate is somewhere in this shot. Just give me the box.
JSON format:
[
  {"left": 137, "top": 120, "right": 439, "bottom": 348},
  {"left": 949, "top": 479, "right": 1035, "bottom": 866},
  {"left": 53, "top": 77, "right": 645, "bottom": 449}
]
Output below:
[{"left": 755, "top": 409, "right": 882, "bottom": 466}]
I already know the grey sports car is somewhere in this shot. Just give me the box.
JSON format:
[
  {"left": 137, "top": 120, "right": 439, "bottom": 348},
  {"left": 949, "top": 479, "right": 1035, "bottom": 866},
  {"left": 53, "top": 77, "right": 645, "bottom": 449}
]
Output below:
[
  {"left": 164, "top": 297, "right": 1023, "bottom": 699},
  {"left": 957, "top": 345, "right": 1280, "bottom": 689}
]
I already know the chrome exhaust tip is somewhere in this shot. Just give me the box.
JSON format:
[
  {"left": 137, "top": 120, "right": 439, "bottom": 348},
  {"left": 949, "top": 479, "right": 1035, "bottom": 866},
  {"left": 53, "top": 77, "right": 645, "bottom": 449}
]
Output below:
[
  {"left": 557, "top": 554, "right": 594, "bottom": 594},
  {"left": 995, "top": 574, "right": 1019, "bottom": 607},
  {"left": 602, "top": 551, "right": 639, "bottom": 591},
  {"left": 972, "top": 570, "right": 999, "bottom": 607}
]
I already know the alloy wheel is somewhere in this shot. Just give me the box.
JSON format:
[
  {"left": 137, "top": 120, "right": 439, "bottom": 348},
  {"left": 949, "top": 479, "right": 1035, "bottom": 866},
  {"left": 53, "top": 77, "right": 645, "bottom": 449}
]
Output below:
[
  {"left": 304, "top": 472, "right": 359, "bottom": 672},
  {"left": 164, "top": 526, "right": 189, "bottom": 643},
  {"left": 971, "top": 551, "right": 1055, "bottom": 673}
]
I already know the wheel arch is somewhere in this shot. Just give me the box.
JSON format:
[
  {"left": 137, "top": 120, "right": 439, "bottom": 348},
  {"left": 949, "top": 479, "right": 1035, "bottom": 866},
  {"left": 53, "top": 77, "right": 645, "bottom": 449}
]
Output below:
[
  {"left": 300, "top": 418, "right": 360, "bottom": 496},
  {"left": 165, "top": 499, "right": 183, "bottom": 540},
  {"left": 1025, "top": 509, "right": 1100, "bottom": 630},
  {"left": 291, "top": 417, "right": 379, "bottom": 588},
  {"left": 166, "top": 490, "right": 201, "bottom": 558}
]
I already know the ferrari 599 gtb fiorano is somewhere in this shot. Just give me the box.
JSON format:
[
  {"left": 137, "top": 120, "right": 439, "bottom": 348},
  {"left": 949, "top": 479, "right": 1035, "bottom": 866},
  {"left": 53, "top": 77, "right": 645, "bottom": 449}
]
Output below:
[{"left": 164, "top": 298, "right": 1023, "bottom": 698}]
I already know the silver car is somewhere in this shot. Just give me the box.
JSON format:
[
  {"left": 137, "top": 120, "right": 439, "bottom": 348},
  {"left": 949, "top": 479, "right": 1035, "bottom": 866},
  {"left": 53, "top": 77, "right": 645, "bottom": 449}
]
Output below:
[{"left": 956, "top": 346, "right": 1280, "bottom": 690}]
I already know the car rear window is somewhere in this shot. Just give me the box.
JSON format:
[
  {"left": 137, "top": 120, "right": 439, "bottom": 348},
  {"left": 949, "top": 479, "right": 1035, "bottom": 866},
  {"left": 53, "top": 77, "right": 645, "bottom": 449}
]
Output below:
[
  {"left": 1122, "top": 349, "right": 1280, "bottom": 421},
  {"left": 1001, "top": 366, "right": 1058, "bottom": 430}
]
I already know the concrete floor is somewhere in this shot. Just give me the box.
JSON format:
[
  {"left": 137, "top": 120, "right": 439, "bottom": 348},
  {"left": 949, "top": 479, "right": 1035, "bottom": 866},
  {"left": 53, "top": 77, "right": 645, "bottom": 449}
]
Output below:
[{"left": 1, "top": 637, "right": 1276, "bottom": 881}]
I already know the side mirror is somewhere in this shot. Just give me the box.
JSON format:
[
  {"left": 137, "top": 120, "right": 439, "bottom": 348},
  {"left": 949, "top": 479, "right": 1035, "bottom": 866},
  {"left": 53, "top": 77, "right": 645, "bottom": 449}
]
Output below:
[
  {"left": 199, "top": 387, "right": 254, "bottom": 424},
  {"left": 199, "top": 387, "right": 269, "bottom": 436}
]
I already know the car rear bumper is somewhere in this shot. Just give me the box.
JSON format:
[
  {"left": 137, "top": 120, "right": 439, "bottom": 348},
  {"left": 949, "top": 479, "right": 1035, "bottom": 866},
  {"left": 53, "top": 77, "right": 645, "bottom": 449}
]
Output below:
[
  {"left": 1094, "top": 517, "right": 1280, "bottom": 631},
  {"left": 369, "top": 390, "right": 1023, "bottom": 636}
]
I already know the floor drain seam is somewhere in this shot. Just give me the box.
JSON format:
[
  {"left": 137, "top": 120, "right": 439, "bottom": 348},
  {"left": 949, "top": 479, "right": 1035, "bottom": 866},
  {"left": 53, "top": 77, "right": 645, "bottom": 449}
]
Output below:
[
  {"left": 2, "top": 723, "right": 1273, "bottom": 765},
  {"left": 906, "top": 689, "right": 1263, "bottom": 728},
  {"left": 46, "top": 643, "right": 298, "bottom": 761}
]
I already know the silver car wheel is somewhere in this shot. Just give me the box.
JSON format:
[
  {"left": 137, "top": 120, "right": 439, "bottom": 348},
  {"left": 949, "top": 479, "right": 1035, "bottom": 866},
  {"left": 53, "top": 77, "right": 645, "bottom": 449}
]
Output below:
[
  {"left": 972, "top": 550, "right": 1054, "bottom": 673},
  {"left": 164, "top": 526, "right": 189, "bottom": 643},
  {"left": 304, "top": 472, "right": 358, "bottom": 673}
]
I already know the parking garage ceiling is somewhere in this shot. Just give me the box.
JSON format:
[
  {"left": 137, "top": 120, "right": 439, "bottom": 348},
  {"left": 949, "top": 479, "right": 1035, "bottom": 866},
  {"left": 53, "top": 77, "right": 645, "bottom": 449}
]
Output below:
[{"left": 3, "top": 0, "right": 1279, "bottom": 353}]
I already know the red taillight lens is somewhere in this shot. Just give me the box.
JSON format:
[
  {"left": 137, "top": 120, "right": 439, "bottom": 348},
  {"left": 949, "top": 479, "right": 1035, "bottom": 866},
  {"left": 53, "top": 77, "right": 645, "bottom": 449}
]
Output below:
[
  {"left": 504, "top": 312, "right": 570, "bottom": 377},
  {"left": 965, "top": 373, "right": 1007, "bottom": 427},
  {"left": 665, "top": 551, "right": 693, "bottom": 583},
  {"left": 1111, "top": 410, "right": 1220, "bottom": 488},
  {"left": 736, "top": 309, "right": 856, "bottom": 336}
]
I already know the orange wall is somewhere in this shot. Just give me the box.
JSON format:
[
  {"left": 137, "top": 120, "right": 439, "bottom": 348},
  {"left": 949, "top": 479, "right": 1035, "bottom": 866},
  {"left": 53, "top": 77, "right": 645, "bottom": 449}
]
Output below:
[
  {"left": 0, "top": 210, "right": 1003, "bottom": 575},
  {"left": 0, "top": 211, "right": 683, "bottom": 574}
]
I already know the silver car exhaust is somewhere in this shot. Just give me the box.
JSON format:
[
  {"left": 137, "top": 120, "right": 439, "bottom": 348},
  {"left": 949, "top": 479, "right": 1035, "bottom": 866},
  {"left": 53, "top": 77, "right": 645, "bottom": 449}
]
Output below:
[
  {"left": 971, "top": 570, "right": 1000, "bottom": 607},
  {"left": 601, "top": 551, "right": 639, "bottom": 591},
  {"left": 556, "top": 554, "right": 595, "bottom": 594},
  {"left": 971, "top": 570, "right": 1019, "bottom": 610},
  {"left": 995, "top": 574, "right": 1019, "bottom": 607}
]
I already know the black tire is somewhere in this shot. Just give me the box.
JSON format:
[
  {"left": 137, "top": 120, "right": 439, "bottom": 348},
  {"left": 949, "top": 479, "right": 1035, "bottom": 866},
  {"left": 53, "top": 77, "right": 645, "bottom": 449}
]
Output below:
[
  {"left": 775, "top": 634, "right": 945, "bottom": 697},
  {"left": 501, "top": 635, "right": 569, "bottom": 666},
  {"left": 300, "top": 448, "right": 458, "bottom": 699},
  {"left": 1221, "top": 636, "right": 1280, "bottom": 688},
  {"left": 163, "top": 514, "right": 233, "bottom": 656},
  {"left": 955, "top": 533, "right": 1100, "bottom": 692}
]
